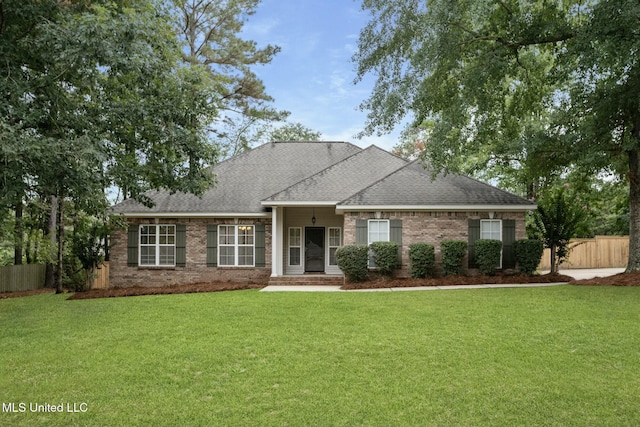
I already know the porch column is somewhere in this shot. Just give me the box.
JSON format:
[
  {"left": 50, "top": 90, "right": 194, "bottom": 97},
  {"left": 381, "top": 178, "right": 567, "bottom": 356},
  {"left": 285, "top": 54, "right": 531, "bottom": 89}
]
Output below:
[{"left": 271, "top": 206, "right": 284, "bottom": 277}]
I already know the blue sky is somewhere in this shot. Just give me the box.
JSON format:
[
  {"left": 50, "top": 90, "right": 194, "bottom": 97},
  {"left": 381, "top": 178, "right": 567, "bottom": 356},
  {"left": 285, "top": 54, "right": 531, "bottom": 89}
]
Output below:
[{"left": 242, "top": 0, "right": 404, "bottom": 151}]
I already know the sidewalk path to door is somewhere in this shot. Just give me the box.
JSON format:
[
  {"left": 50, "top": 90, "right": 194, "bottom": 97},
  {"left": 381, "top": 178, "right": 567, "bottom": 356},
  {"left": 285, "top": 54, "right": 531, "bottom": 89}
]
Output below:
[{"left": 260, "top": 268, "right": 626, "bottom": 292}]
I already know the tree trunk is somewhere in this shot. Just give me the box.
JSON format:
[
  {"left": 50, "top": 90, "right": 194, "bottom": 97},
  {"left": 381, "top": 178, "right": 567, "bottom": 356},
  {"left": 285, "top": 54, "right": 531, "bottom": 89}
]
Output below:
[
  {"left": 45, "top": 195, "right": 57, "bottom": 288},
  {"left": 56, "top": 196, "right": 64, "bottom": 294},
  {"left": 550, "top": 243, "right": 559, "bottom": 274},
  {"left": 626, "top": 148, "right": 640, "bottom": 272},
  {"left": 13, "top": 199, "right": 23, "bottom": 265}
]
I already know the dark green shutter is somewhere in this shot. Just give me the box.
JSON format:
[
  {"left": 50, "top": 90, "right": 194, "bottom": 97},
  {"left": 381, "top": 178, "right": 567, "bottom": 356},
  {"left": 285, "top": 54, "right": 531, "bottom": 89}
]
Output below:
[
  {"left": 175, "top": 224, "right": 186, "bottom": 267},
  {"left": 206, "top": 225, "right": 218, "bottom": 267},
  {"left": 502, "top": 219, "right": 516, "bottom": 269},
  {"left": 355, "top": 220, "right": 368, "bottom": 244},
  {"left": 255, "top": 223, "right": 266, "bottom": 267},
  {"left": 390, "top": 219, "right": 403, "bottom": 263},
  {"left": 468, "top": 219, "right": 480, "bottom": 268},
  {"left": 127, "top": 224, "right": 139, "bottom": 267}
]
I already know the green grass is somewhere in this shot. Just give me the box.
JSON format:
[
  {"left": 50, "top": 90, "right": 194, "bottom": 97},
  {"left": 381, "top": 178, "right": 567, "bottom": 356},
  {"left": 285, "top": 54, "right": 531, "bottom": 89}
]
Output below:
[{"left": 1, "top": 286, "right": 640, "bottom": 426}]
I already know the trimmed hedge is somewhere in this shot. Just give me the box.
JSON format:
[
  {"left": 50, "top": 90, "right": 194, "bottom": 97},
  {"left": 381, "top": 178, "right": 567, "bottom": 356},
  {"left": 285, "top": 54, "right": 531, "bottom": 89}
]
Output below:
[
  {"left": 370, "top": 241, "right": 399, "bottom": 276},
  {"left": 335, "top": 245, "right": 369, "bottom": 282},
  {"left": 475, "top": 239, "right": 503, "bottom": 275},
  {"left": 409, "top": 243, "right": 435, "bottom": 278},
  {"left": 514, "top": 239, "right": 544, "bottom": 275},
  {"left": 441, "top": 240, "right": 468, "bottom": 275}
]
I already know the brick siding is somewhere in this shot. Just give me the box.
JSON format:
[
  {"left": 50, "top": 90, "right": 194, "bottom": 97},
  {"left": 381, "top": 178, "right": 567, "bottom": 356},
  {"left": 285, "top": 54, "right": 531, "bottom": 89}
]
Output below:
[
  {"left": 109, "top": 218, "right": 271, "bottom": 288},
  {"left": 343, "top": 211, "right": 527, "bottom": 277}
]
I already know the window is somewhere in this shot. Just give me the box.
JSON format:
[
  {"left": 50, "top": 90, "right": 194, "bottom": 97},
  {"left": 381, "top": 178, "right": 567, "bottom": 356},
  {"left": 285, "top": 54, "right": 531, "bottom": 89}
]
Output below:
[
  {"left": 139, "top": 225, "right": 175, "bottom": 266},
  {"left": 481, "top": 219, "right": 502, "bottom": 267},
  {"left": 481, "top": 220, "right": 502, "bottom": 241},
  {"left": 288, "top": 228, "right": 301, "bottom": 266},
  {"left": 368, "top": 220, "right": 389, "bottom": 266},
  {"left": 219, "top": 225, "right": 255, "bottom": 266},
  {"left": 328, "top": 227, "right": 341, "bottom": 266}
]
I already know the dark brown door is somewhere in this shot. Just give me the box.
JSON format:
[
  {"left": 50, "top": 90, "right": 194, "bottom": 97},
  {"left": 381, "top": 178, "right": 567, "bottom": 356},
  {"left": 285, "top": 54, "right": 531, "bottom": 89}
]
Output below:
[{"left": 305, "top": 227, "right": 325, "bottom": 273}]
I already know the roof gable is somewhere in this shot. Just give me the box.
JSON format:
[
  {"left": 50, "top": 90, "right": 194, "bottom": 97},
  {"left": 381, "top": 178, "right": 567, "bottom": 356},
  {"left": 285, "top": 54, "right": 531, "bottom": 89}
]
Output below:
[
  {"left": 264, "top": 145, "right": 408, "bottom": 204},
  {"left": 338, "top": 161, "right": 536, "bottom": 209}
]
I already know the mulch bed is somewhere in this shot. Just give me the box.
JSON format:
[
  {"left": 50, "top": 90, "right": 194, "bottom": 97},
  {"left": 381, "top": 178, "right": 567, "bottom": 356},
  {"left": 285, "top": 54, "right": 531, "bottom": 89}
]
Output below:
[
  {"left": 571, "top": 270, "right": 640, "bottom": 286},
  {"left": 341, "top": 273, "right": 575, "bottom": 290},
  {"left": 2, "top": 272, "right": 639, "bottom": 300}
]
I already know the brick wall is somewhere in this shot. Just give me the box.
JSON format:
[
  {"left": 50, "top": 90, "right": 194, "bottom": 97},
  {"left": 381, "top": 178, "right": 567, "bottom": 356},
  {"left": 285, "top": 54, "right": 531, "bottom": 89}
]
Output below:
[
  {"left": 109, "top": 218, "right": 271, "bottom": 288},
  {"left": 343, "top": 211, "right": 527, "bottom": 277}
]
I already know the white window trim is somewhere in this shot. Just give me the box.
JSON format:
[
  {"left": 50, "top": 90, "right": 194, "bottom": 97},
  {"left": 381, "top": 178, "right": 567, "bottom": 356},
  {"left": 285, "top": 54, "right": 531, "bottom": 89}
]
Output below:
[
  {"left": 328, "top": 227, "right": 341, "bottom": 266},
  {"left": 288, "top": 227, "right": 302, "bottom": 266},
  {"left": 218, "top": 224, "right": 255, "bottom": 267},
  {"left": 480, "top": 219, "right": 502, "bottom": 268},
  {"left": 139, "top": 224, "right": 176, "bottom": 267}
]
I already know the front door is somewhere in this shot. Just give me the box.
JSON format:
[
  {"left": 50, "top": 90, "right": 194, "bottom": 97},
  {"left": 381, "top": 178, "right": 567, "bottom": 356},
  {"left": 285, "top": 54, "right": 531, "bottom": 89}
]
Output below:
[{"left": 305, "top": 227, "right": 325, "bottom": 273}]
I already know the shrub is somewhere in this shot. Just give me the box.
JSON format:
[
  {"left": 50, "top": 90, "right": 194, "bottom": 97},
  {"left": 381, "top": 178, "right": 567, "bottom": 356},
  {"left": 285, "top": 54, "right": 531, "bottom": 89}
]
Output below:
[
  {"left": 370, "top": 241, "right": 399, "bottom": 276},
  {"left": 409, "top": 243, "right": 435, "bottom": 278},
  {"left": 514, "top": 239, "right": 544, "bottom": 275},
  {"left": 440, "top": 240, "right": 468, "bottom": 275},
  {"left": 335, "top": 245, "right": 369, "bottom": 282},
  {"left": 474, "top": 239, "right": 503, "bottom": 275}
]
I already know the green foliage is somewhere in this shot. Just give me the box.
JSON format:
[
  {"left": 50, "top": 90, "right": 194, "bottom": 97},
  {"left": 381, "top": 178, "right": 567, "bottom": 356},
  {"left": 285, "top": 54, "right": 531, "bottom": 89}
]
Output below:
[
  {"left": 533, "top": 185, "right": 587, "bottom": 273},
  {"left": 370, "top": 241, "right": 399, "bottom": 276},
  {"left": 514, "top": 239, "right": 544, "bottom": 275},
  {"left": 408, "top": 243, "right": 435, "bottom": 278},
  {"left": 353, "top": 0, "right": 640, "bottom": 270},
  {"left": 335, "top": 245, "right": 369, "bottom": 282},
  {"left": 269, "top": 122, "right": 322, "bottom": 142},
  {"left": 440, "top": 240, "right": 468, "bottom": 276},
  {"left": 474, "top": 239, "right": 503, "bottom": 275}
]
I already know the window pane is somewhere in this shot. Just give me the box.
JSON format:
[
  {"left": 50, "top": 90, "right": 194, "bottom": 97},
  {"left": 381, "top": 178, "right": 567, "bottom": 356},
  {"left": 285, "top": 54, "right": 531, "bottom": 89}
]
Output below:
[
  {"left": 238, "top": 226, "right": 254, "bottom": 245},
  {"left": 219, "top": 246, "right": 235, "bottom": 266},
  {"left": 159, "top": 246, "right": 175, "bottom": 265},
  {"left": 289, "top": 228, "right": 301, "bottom": 246},
  {"left": 369, "top": 220, "right": 389, "bottom": 243},
  {"left": 289, "top": 247, "right": 300, "bottom": 266},
  {"left": 219, "top": 226, "right": 235, "bottom": 245},
  {"left": 329, "top": 248, "right": 337, "bottom": 266},
  {"left": 238, "top": 246, "right": 254, "bottom": 266},
  {"left": 329, "top": 228, "right": 341, "bottom": 247},
  {"left": 140, "top": 246, "right": 156, "bottom": 265}
]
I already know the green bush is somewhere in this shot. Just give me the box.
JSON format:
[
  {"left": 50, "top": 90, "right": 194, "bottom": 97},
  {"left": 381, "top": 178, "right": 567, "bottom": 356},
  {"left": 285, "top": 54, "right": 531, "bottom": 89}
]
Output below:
[
  {"left": 441, "top": 240, "right": 468, "bottom": 275},
  {"left": 409, "top": 243, "right": 435, "bottom": 278},
  {"left": 475, "top": 239, "right": 503, "bottom": 275},
  {"left": 514, "top": 239, "right": 544, "bottom": 275},
  {"left": 335, "top": 244, "right": 369, "bottom": 282},
  {"left": 370, "top": 241, "right": 399, "bottom": 276}
]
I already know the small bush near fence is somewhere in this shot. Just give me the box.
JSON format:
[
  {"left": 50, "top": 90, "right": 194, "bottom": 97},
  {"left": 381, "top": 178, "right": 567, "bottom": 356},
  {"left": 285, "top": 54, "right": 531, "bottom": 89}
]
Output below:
[
  {"left": 336, "top": 245, "right": 369, "bottom": 282},
  {"left": 409, "top": 243, "right": 435, "bottom": 278},
  {"left": 475, "top": 240, "right": 503, "bottom": 275},
  {"left": 514, "top": 239, "right": 544, "bottom": 275},
  {"left": 370, "top": 241, "right": 399, "bottom": 276},
  {"left": 441, "top": 240, "right": 468, "bottom": 275}
]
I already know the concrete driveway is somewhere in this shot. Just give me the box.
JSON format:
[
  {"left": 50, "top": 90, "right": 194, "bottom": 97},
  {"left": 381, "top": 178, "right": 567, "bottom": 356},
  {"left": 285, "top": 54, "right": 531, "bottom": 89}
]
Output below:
[{"left": 541, "top": 268, "right": 625, "bottom": 280}]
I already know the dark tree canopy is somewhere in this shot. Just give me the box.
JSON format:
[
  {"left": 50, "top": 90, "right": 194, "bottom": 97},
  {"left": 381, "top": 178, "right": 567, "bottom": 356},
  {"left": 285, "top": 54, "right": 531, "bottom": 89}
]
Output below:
[{"left": 354, "top": 0, "right": 640, "bottom": 271}]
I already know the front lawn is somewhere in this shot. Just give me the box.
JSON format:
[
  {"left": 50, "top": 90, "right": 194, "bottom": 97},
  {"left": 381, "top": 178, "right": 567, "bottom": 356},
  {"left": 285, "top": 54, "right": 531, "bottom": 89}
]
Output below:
[{"left": 1, "top": 286, "right": 639, "bottom": 426}]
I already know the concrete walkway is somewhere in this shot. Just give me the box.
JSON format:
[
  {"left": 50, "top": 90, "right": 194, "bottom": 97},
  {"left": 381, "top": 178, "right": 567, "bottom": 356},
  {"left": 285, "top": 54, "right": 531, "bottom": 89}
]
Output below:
[{"left": 260, "top": 268, "right": 625, "bottom": 292}]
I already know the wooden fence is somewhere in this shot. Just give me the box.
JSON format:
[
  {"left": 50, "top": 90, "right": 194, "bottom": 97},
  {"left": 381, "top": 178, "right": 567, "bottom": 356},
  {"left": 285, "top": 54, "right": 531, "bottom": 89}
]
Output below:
[
  {"left": 0, "top": 264, "right": 46, "bottom": 293},
  {"left": 91, "top": 262, "right": 110, "bottom": 289},
  {"left": 538, "top": 236, "right": 629, "bottom": 270}
]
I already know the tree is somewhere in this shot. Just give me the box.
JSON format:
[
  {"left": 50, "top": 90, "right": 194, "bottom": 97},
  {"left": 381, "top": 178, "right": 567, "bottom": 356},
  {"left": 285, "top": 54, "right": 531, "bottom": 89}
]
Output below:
[
  {"left": 268, "top": 122, "right": 323, "bottom": 142},
  {"left": 532, "top": 185, "right": 587, "bottom": 273},
  {"left": 353, "top": 0, "right": 640, "bottom": 271}
]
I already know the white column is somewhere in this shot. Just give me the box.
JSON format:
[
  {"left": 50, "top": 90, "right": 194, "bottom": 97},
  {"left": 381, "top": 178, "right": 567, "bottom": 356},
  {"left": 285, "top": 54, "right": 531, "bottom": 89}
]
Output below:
[{"left": 271, "top": 207, "right": 284, "bottom": 277}]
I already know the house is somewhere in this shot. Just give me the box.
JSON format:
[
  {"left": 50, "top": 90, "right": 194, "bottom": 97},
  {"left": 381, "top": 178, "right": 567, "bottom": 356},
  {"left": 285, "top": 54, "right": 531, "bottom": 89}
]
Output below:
[{"left": 109, "top": 141, "right": 536, "bottom": 287}]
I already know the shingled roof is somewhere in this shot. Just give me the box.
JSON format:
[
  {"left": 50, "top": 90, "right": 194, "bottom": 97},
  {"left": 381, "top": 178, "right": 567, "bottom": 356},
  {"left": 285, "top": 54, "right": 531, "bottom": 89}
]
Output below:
[{"left": 111, "top": 141, "right": 535, "bottom": 215}]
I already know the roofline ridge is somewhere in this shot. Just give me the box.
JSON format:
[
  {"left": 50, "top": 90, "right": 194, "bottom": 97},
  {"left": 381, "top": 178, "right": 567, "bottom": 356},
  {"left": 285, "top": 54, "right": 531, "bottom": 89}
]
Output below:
[{"left": 262, "top": 143, "right": 369, "bottom": 201}]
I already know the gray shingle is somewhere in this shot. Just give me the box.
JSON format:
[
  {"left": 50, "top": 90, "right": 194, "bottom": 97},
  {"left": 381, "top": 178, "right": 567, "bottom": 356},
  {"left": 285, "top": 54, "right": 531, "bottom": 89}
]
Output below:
[
  {"left": 264, "top": 145, "right": 408, "bottom": 202},
  {"left": 339, "top": 161, "right": 536, "bottom": 207},
  {"left": 111, "top": 141, "right": 362, "bottom": 214}
]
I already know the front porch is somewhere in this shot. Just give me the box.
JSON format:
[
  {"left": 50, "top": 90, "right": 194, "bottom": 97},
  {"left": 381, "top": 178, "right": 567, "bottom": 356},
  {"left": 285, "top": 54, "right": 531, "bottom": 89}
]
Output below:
[{"left": 269, "top": 205, "right": 346, "bottom": 278}]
